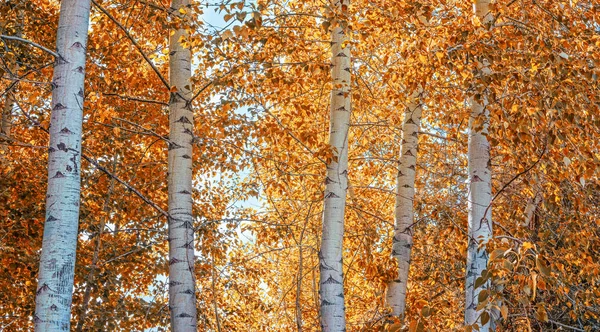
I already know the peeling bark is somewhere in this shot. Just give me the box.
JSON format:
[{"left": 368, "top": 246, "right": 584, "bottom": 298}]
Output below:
[
  {"left": 168, "top": 0, "right": 198, "bottom": 330},
  {"left": 34, "top": 1, "right": 91, "bottom": 331},
  {"left": 386, "top": 91, "right": 422, "bottom": 318},
  {"left": 319, "top": 1, "right": 351, "bottom": 331}
]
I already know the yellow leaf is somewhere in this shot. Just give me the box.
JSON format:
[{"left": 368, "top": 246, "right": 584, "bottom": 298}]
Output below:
[
  {"left": 222, "top": 30, "right": 233, "bottom": 40},
  {"left": 531, "top": 272, "right": 538, "bottom": 301},
  {"left": 501, "top": 305, "right": 508, "bottom": 320},
  {"left": 388, "top": 322, "right": 402, "bottom": 332}
]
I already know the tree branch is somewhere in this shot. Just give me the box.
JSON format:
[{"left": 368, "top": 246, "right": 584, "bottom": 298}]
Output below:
[
  {"left": 135, "top": 0, "right": 173, "bottom": 13},
  {"left": 103, "top": 92, "right": 168, "bottom": 106},
  {"left": 82, "top": 154, "right": 169, "bottom": 218},
  {"left": 12, "top": 94, "right": 169, "bottom": 220},
  {"left": 547, "top": 320, "right": 585, "bottom": 332},
  {"left": 1, "top": 62, "right": 54, "bottom": 98},
  {"left": 91, "top": 0, "right": 170, "bottom": 90},
  {"left": 0, "top": 35, "right": 61, "bottom": 59}
]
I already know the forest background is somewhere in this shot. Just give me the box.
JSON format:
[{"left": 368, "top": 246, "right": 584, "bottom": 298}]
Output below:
[{"left": 0, "top": 0, "right": 599, "bottom": 331}]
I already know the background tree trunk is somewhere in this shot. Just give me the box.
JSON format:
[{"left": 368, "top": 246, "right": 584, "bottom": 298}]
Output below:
[
  {"left": 168, "top": 0, "right": 198, "bottom": 330},
  {"left": 319, "top": 1, "right": 351, "bottom": 331},
  {"left": 34, "top": 1, "right": 91, "bottom": 331},
  {"left": 465, "top": 0, "right": 494, "bottom": 330},
  {"left": 1, "top": 90, "right": 14, "bottom": 139},
  {"left": 1, "top": 5, "right": 23, "bottom": 154},
  {"left": 387, "top": 91, "right": 422, "bottom": 318}
]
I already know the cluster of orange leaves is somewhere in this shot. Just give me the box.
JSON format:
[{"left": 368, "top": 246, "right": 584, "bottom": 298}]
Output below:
[{"left": 0, "top": 0, "right": 599, "bottom": 331}]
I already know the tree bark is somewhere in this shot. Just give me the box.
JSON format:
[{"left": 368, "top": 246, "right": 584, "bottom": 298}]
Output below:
[
  {"left": 465, "top": 0, "right": 494, "bottom": 330},
  {"left": 1, "top": 91, "right": 15, "bottom": 140},
  {"left": 75, "top": 157, "right": 117, "bottom": 332},
  {"left": 319, "top": 1, "right": 351, "bottom": 331},
  {"left": 524, "top": 192, "right": 542, "bottom": 228},
  {"left": 1, "top": 6, "right": 23, "bottom": 152},
  {"left": 168, "top": 0, "right": 198, "bottom": 330},
  {"left": 386, "top": 91, "right": 422, "bottom": 318},
  {"left": 34, "top": 1, "right": 91, "bottom": 331}
]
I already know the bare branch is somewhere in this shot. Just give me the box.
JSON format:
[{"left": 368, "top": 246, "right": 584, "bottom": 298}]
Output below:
[
  {"left": 103, "top": 92, "right": 168, "bottom": 106},
  {"left": 91, "top": 0, "right": 170, "bottom": 90},
  {"left": 0, "top": 35, "right": 61, "bottom": 59},
  {"left": 82, "top": 154, "right": 169, "bottom": 218}
]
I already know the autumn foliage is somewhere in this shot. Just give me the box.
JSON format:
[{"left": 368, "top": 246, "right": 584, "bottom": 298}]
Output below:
[{"left": 1, "top": 0, "right": 599, "bottom": 331}]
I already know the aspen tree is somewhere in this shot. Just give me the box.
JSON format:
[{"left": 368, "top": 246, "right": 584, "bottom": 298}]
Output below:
[
  {"left": 34, "top": 0, "right": 91, "bottom": 330},
  {"left": 319, "top": 0, "right": 351, "bottom": 330},
  {"left": 465, "top": 0, "right": 494, "bottom": 329},
  {"left": 168, "top": 0, "right": 198, "bottom": 330},
  {"left": 387, "top": 91, "right": 422, "bottom": 318}
]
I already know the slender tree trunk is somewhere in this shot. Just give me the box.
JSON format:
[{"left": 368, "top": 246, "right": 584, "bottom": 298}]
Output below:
[
  {"left": 1, "top": 89, "right": 15, "bottom": 142},
  {"left": 1, "top": 6, "right": 22, "bottom": 152},
  {"left": 168, "top": 0, "right": 197, "bottom": 330},
  {"left": 319, "top": 1, "right": 351, "bottom": 330},
  {"left": 1, "top": 76, "right": 15, "bottom": 164},
  {"left": 75, "top": 157, "right": 117, "bottom": 332},
  {"left": 296, "top": 243, "right": 303, "bottom": 332},
  {"left": 34, "top": 1, "right": 91, "bottom": 331},
  {"left": 524, "top": 192, "right": 542, "bottom": 228},
  {"left": 465, "top": 1, "right": 494, "bottom": 330},
  {"left": 386, "top": 91, "right": 422, "bottom": 318}
]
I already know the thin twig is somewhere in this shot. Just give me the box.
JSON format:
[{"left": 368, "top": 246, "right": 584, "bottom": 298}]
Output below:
[
  {"left": 547, "top": 320, "right": 585, "bottom": 332},
  {"left": 13, "top": 94, "right": 170, "bottom": 220},
  {"left": 82, "top": 154, "right": 169, "bottom": 218},
  {"left": 491, "top": 141, "right": 547, "bottom": 205},
  {"left": 103, "top": 92, "right": 168, "bottom": 106},
  {"left": 0, "top": 35, "right": 61, "bottom": 59},
  {"left": 1, "top": 62, "right": 54, "bottom": 98},
  {"left": 91, "top": 0, "right": 170, "bottom": 90},
  {"left": 135, "top": 0, "right": 173, "bottom": 13},
  {"left": 189, "top": 80, "right": 213, "bottom": 105}
]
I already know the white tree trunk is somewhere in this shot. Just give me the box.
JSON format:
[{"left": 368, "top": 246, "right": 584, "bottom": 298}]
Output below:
[
  {"left": 168, "top": 0, "right": 197, "bottom": 330},
  {"left": 386, "top": 92, "right": 422, "bottom": 318},
  {"left": 319, "top": 1, "right": 351, "bottom": 330},
  {"left": 34, "top": 1, "right": 91, "bottom": 331},
  {"left": 465, "top": 1, "right": 494, "bottom": 329}
]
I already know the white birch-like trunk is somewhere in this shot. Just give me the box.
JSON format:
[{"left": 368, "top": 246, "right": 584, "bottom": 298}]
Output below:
[
  {"left": 168, "top": 0, "right": 197, "bottom": 330},
  {"left": 386, "top": 92, "right": 422, "bottom": 318},
  {"left": 465, "top": 1, "right": 494, "bottom": 329},
  {"left": 319, "top": 1, "right": 351, "bottom": 330},
  {"left": 34, "top": 1, "right": 91, "bottom": 330}
]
